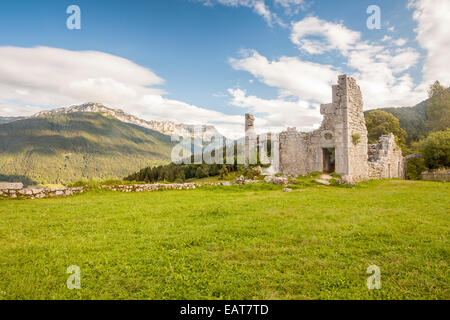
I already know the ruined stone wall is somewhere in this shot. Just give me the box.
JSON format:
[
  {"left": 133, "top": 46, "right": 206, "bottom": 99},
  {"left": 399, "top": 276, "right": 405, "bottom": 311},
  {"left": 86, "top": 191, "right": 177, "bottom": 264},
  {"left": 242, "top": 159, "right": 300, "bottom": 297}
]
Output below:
[
  {"left": 245, "top": 74, "right": 404, "bottom": 182},
  {"left": 342, "top": 76, "right": 369, "bottom": 183},
  {"left": 0, "top": 182, "right": 237, "bottom": 200},
  {"left": 367, "top": 134, "right": 405, "bottom": 179},
  {"left": 278, "top": 75, "right": 369, "bottom": 182},
  {"left": 279, "top": 129, "right": 315, "bottom": 175},
  {"left": 99, "top": 183, "right": 197, "bottom": 192},
  {"left": 421, "top": 168, "right": 450, "bottom": 182},
  {"left": 0, "top": 183, "right": 86, "bottom": 200}
]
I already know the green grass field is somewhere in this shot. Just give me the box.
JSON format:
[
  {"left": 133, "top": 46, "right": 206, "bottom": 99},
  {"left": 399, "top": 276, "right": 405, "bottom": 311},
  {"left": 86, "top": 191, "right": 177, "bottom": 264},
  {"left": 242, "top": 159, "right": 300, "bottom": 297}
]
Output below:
[{"left": 0, "top": 180, "right": 448, "bottom": 300}]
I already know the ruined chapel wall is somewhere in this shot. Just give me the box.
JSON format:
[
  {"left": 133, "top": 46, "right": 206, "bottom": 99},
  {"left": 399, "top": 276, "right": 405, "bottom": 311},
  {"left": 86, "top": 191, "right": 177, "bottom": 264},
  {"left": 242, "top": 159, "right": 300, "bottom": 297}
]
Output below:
[
  {"left": 279, "top": 129, "right": 315, "bottom": 175},
  {"left": 278, "top": 75, "right": 367, "bottom": 179},
  {"left": 368, "top": 134, "right": 405, "bottom": 179}
]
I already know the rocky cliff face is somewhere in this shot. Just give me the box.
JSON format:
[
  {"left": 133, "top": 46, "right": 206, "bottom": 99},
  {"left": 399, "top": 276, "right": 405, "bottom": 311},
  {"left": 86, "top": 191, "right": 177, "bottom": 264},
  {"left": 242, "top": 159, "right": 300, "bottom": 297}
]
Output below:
[{"left": 32, "top": 102, "right": 221, "bottom": 138}]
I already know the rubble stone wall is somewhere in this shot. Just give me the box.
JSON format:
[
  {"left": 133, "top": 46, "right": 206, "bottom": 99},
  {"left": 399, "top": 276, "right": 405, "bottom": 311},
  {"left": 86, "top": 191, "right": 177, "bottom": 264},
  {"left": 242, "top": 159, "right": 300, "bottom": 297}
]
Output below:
[
  {"left": 0, "top": 183, "right": 86, "bottom": 200},
  {"left": 0, "top": 181, "right": 239, "bottom": 200},
  {"left": 367, "top": 133, "right": 405, "bottom": 179},
  {"left": 421, "top": 168, "right": 450, "bottom": 182},
  {"left": 99, "top": 183, "right": 197, "bottom": 192}
]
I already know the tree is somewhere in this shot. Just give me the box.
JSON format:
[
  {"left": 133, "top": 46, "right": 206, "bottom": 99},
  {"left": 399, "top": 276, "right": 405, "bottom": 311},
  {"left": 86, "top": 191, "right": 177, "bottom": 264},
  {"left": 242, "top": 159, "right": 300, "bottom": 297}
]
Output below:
[
  {"left": 428, "top": 81, "right": 444, "bottom": 98},
  {"left": 365, "top": 110, "right": 407, "bottom": 150},
  {"left": 427, "top": 81, "right": 450, "bottom": 132},
  {"left": 195, "top": 166, "right": 206, "bottom": 179},
  {"left": 406, "top": 157, "right": 426, "bottom": 180},
  {"left": 417, "top": 129, "right": 450, "bottom": 169},
  {"left": 219, "top": 164, "right": 229, "bottom": 179}
]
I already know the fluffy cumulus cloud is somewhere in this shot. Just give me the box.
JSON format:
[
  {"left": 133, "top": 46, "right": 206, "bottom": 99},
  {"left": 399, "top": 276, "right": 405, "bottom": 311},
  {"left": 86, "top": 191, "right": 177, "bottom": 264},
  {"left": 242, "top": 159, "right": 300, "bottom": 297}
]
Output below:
[
  {"left": 230, "top": 50, "right": 339, "bottom": 102},
  {"left": 228, "top": 50, "right": 338, "bottom": 132},
  {"left": 290, "top": 16, "right": 361, "bottom": 55},
  {"left": 289, "top": 14, "right": 441, "bottom": 107},
  {"left": 227, "top": 88, "right": 321, "bottom": 132},
  {"left": 0, "top": 46, "right": 243, "bottom": 138},
  {"left": 409, "top": 0, "right": 450, "bottom": 88}
]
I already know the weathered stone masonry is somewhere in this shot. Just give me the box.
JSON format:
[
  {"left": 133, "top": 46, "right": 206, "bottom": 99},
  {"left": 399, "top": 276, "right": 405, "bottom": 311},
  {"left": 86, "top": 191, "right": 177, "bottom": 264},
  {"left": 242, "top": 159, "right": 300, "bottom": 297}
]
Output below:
[
  {"left": 0, "top": 183, "right": 86, "bottom": 200},
  {"left": 245, "top": 75, "right": 405, "bottom": 183}
]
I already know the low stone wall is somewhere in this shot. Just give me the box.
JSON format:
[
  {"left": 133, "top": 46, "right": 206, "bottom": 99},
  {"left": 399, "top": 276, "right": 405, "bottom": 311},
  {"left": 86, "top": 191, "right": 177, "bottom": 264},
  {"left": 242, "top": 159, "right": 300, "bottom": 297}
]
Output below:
[
  {"left": 99, "top": 183, "right": 197, "bottom": 192},
  {"left": 0, "top": 181, "right": 241, "bottom": 200},
  {"left": 0, "top": 183, "right": 87, "bottom": 200},
  {"left": 100, "top": 181, "right": 242, "bottom": 192},
  {"left": 421, "top": 168, "right": 450, "bottom": 182}
]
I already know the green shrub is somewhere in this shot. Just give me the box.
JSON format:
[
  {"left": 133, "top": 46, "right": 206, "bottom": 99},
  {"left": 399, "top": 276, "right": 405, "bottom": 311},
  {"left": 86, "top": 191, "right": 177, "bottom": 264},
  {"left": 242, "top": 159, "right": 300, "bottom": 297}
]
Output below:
[
  {"left": 67, "top": 180, "right": 90, "bottom": 188},
  {"left": 352, "top": 133, "right": 361, "bottom": 145},
  {"left": 418, "top": 129, "right": 450, "bottom": 169},
  {"left": 406, "top": 157, "right": 426, "bottom": 180}
]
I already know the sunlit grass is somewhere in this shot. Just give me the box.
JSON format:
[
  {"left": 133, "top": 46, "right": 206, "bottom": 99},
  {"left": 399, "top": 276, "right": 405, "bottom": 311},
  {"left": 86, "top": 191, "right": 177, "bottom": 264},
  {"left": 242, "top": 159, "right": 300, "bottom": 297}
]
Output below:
[{"left": 0, "top": 180, "right": 448, "bottom": 300}]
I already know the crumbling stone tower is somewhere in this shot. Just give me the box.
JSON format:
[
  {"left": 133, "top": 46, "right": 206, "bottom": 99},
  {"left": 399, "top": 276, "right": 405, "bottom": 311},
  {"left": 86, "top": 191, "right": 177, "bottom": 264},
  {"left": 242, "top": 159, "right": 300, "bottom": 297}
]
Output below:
[{"left": 320, "top": 75, "right": 369, "bottom": 182}]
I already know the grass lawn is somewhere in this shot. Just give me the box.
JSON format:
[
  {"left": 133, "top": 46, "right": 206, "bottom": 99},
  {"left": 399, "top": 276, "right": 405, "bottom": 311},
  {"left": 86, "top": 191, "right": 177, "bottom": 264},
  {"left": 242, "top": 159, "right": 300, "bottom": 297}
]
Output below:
[{"left": 0, "top": 180, "right": 448, "bottom": 300}]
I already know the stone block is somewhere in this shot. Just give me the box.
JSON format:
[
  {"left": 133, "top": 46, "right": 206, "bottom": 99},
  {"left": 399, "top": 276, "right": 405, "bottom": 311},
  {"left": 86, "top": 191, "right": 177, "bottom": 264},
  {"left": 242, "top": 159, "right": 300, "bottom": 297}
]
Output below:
[{"left": 0, "top": 182, "right": 23, "bottom": 190}]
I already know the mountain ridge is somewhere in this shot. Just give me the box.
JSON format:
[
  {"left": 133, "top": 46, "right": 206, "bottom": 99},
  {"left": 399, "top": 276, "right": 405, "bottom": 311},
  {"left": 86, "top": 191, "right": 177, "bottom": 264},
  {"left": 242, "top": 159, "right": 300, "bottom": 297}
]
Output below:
[{"left": 31, "top": 102, "right": 221, "bottom": 139}]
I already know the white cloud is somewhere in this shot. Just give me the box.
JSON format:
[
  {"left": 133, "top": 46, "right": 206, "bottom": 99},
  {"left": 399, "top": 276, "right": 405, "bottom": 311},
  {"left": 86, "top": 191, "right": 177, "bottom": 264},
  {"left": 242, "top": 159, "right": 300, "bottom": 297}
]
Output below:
[
  {"left": 382, "top": 37, "right": 408, "bottom": 47},
  {"left": 199, "top": 0, "right": 284, "bottom": 26},
  {"left": 229, "top": 50, "right": 339, "bottom": 102},
  {"left": 198, "top": 0, "right": 309, "bottom": 26},
  {"left": 0, "top": 101, "right": 42, "bottom": 117},
  {"left": 288, "top": 16, "right": 424, "bottom": 108},
  {"left": 274, "top": 0, "right": 307, "bottom": 14},
  {"left": 290, "top": 16, "right": 361, "bottom": 55},
  {"left": 227, "top": 88, "right": 321, "bottom": 132},
  {"left": 228, "top": 49, "right": 339, "bottom": 132},
  {"left": 409, "top": 0, "right": 450, "bottom": 87},
  {"left": 393, "top": 38, "right": 408, "bottom": 46},
  {"left": 0, "top": 46, "right": 243, "bottom": 138}
]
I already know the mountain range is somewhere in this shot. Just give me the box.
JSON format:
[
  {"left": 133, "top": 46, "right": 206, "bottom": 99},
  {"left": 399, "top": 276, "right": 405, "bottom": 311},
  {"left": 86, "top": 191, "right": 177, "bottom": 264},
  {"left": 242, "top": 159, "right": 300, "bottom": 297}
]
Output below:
[{"left": 0, "top": 103, "right": 206, "bottom": 185}]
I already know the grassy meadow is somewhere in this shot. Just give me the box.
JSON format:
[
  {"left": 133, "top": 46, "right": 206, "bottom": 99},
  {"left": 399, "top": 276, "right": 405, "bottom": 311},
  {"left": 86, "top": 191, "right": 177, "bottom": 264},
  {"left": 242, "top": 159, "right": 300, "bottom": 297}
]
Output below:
[{"left": 0, "top": 180, "right": 448, "bottom": 300}]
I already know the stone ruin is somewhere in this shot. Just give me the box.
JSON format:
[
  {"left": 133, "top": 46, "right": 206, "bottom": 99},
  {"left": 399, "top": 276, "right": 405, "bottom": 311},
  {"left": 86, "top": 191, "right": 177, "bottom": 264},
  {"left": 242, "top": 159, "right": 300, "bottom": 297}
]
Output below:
[
  {"left": 245, "top": 75, "right": 405, "bottom": 183},
  {"left": 0, "top": 183, "right": 86, "bottom": 200}
]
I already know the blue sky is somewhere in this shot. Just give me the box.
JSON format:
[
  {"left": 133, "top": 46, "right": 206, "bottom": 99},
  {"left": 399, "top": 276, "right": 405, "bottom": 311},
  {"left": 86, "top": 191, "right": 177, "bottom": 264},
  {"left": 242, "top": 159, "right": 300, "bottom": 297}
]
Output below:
[{"left": 0, "top": 0, "right": 448, "bottom": 137}]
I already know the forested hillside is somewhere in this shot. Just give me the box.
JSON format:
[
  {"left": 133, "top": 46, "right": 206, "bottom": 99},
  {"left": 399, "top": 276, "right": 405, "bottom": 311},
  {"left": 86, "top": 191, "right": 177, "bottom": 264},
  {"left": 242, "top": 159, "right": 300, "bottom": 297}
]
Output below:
[
  {"left": 379, "top": 99, "right": 429, "bottom": 144},
  {"left": 0, "top": 113, "right": 174, "bottom": 185},
  {"left": 366, "top": 98, "right": 429, "bottom": 145}
]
